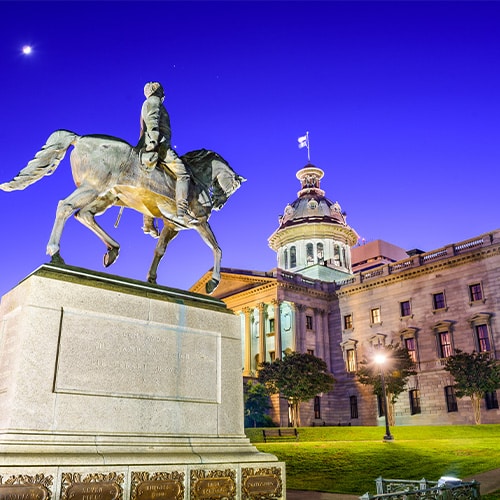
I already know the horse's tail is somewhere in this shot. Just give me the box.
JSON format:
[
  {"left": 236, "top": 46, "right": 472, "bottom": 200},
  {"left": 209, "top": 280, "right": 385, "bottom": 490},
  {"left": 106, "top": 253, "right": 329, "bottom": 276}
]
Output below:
[{"left": 0, "top": 129, "right": 79, "bottom": 192}]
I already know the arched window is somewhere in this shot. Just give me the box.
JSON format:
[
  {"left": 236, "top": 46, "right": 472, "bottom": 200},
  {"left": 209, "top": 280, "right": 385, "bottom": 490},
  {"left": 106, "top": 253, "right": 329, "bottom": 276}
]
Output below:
[
  {"left": 306, "top": 243, "right": 314, "bottom": 264},
  {"left": 317, "top": 243, "right": 324, "bottom": 264},
  {"left": 333, "top": 245, "right": 341, "bottom": 266},
  {"left": 284, "top": 249, "right": 288, "bottom": 269},
  {"left": 290, "top": 246, "right": 296, "bottom": 268}
]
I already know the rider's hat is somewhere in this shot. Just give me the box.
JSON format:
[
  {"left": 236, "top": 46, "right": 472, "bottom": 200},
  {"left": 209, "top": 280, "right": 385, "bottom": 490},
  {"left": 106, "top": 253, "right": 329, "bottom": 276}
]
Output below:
[{"left": 144, "top": 82, "right": 164, "bottom": 98}]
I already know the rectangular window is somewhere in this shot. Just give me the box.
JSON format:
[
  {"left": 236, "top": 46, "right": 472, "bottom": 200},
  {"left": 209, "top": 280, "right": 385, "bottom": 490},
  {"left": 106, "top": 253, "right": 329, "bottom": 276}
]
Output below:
[
  {"left": 306, "top": 315, "right": 313, "bottom": 330},
  {"left": 346, "top": 349, "right": 356, "bottom": 373},
  {"left": 269, "top": 351, "right": 275, "bottom": 361},
  {"left": 469, "top": 283, "right": 483, "bottom": 302},
  {"left": 344, "top": 314, "right": 353, "bottom": 330},
  {"left": 307, "top": 349, "right": 314, "bottom": 356},
  {"left": 400, "top": 300, "right": 412, "bottom": 317},
  {"left": 438, "top": 331, "right": 453, "bottom": 358},
  {"left": 485, "top": 391, "right": 499, "bottom": 410},
  {"left": 445, "top": 386, "right": 458, "bottom": 412},
  {"left": 370, "top": 307, "right": 381, "bottom": 324},
  {"left": 433, "top": 292, "right": 446, "bottom": 310},
  {"left": 476, "top": 324, "right": 491, "bottom": 352},
  {"left": 350, "top": 395, "right": 359, "bottom": 419},
  {"left": 409, "top": 389, "right": 421, "bottom": 415},
  {"left": 268, "top": 318, "right": 275, "bottom": 333},
  {"left": 405, "top": 337, "right": 417, "bottom": 363},
  {"left": 314, "top": 396, "right": 321, "bottom": 419}
]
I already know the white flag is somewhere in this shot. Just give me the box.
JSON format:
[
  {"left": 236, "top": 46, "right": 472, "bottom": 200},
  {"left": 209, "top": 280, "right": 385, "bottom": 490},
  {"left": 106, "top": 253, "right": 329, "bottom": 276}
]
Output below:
[{"left": 298, "top": 135, "right": 308, "bottom": 149}]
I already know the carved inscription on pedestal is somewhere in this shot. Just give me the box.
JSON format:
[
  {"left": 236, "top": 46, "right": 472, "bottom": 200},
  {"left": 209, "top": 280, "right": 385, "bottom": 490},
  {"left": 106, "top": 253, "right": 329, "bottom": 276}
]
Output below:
[
  {"left": 190, "top": 469, "right": 236, "bottom": 500},
  {"left": 241, "top": 467, "right": 283, "bottom": 499},
  {"left": 60, "top": 473, "right": 124, "bottom": 500},
  {"left": 131, "top": 472, "right": 185, "bottom": 500},
  {"left": 0, "top": 474, "right": 53, "bottom": 500},
  {"left": 54, "top": 311, "right": 220, "bottom": 403}
]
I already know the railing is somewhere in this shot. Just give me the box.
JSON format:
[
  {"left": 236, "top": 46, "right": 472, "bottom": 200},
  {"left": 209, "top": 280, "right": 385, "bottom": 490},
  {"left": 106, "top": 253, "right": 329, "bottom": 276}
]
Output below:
[
  {"left": 278, "top": 231, "right": 498, "bottom": 290},
  {"left": 277, "top": 269, "right": 335, "bottom": 292},
  {"left": 454, "top": 237, "right": 485, "bottom": 253},
  {"left": 336, "top": 230, "right": 498, "bottom": 288},
  {"left": 359, "top": 477, "right": 480, "bottom": 499}
]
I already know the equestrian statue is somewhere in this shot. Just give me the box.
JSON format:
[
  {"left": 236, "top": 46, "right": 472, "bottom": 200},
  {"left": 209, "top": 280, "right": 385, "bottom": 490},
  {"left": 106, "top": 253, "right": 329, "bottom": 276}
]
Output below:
[{"left": 0, "top": 82, "right": 245, "bottom": 294}]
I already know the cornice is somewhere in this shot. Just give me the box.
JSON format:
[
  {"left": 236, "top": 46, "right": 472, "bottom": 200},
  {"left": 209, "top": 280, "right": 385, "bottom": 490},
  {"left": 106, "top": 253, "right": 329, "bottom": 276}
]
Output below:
[
  {"left": 269, "top": 222, "right": 358, "bottom": 248},
  {"left": 277, "top": 279, "right": 334, "bottom": 301},
  {"left": 222, "top": 281, "right": 279, "bottom": 310}
]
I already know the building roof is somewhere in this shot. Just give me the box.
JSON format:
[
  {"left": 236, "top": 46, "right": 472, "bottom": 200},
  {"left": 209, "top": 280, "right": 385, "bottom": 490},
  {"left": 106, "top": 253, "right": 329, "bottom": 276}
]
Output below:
[
  {"left": 269, "top": 164, "right": 358, "bottom": 249},
  {"left": 351, "top": 239, "right": 409, "bottom": 273}
]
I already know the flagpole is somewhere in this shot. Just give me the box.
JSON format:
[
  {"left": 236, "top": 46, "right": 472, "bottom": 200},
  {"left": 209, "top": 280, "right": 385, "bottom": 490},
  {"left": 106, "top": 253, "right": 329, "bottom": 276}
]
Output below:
[{"left": 298, "top": 131, "right": 311, "bottom": 162}]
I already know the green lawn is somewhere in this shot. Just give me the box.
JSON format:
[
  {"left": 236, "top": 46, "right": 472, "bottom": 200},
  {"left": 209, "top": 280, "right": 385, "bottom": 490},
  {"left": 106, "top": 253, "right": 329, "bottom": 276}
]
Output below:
[{"left": 245, "top": 425, "right": 500, "bottom": 496}]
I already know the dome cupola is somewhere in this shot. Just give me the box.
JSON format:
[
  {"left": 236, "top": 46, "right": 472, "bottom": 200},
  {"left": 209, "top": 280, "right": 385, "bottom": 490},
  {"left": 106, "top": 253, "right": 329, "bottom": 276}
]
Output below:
[{"left": 268, "top": 164, "right": 358, "bottom": 282}]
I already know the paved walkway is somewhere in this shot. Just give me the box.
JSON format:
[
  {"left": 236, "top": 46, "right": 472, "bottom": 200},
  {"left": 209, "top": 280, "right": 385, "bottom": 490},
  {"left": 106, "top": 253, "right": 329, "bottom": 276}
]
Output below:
[{"left": 286, "top": 468, "right": 500, "bottom": 499}]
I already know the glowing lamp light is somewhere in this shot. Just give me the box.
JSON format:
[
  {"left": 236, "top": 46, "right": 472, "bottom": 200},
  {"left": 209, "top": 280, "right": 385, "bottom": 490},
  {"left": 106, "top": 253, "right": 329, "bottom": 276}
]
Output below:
[
  {"left": 374, "top": 353, "right": 386, "bottom": 365},
  {"left": 22, "top": 45, "right": 32, "bottom": 55}
]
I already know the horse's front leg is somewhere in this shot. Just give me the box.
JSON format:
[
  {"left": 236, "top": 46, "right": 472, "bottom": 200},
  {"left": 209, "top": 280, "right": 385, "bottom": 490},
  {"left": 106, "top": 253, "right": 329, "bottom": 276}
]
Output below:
[
  {"left": 195, "top": 221, "right": 222, "bottom": 294},
  {"left": 46, "top": 186, "right": 100, "bottom": 263},
  {"left": 147, "top": 222, "right": 179, "bottom": 284},
  {"left": 74, "top": 193, "right": 120, "bottom": 267}
]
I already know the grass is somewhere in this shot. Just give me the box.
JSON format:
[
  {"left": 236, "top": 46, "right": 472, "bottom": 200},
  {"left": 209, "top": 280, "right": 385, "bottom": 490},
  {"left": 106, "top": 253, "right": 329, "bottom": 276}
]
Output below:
[{"left": 245, "top": 425, "right": 500, "bottom": 496}]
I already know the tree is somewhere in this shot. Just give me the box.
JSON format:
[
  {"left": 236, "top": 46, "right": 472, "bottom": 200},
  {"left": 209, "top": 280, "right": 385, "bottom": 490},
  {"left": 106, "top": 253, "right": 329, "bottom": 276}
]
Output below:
[
  {"left": 258, "top": 350, "right": 335, "bottom": 427},
  {"left": 357, "top": 343, "right": 417, "bottom": 426},
  {"left": 243, "top": 381, "right": 273, "bottom": 428},
  {"left": 443, "top": 349, "right": 500, "bottom": 424}
]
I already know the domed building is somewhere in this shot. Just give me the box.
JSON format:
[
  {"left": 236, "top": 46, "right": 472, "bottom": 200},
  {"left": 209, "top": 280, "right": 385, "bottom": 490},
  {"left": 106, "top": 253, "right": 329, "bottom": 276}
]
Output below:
[
  {"left": 192, "top": 162, "right": 359, "bottom": 426},
  {"left": 191, "top": 161, "right": 500, "bottom": 428},
  {"left": 269, "top": 164, "right": 358, "bottom": 282}
]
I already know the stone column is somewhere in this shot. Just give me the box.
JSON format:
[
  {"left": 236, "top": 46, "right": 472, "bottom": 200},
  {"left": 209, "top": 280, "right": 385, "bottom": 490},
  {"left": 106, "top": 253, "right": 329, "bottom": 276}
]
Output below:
[
  {"left": 258, "top": 302, "right": 266, "bottom": 364},
  {"left": 288, "top": 302, "right": 297, "bottom": 352},
  {"left": 272, "top": 299, "right": 282, "bottom": 359},
  {"left": 296, "top": 304, "right": 306, "bottom": 353},
  {"left": 324, "top": 309, "right": 332, "bottom": 371},
  {"left": 242, "top": 307, "right": 252, "bottom": 376},
  {"left": 314, "top": 308, "right": 325, "bottom": 361}
]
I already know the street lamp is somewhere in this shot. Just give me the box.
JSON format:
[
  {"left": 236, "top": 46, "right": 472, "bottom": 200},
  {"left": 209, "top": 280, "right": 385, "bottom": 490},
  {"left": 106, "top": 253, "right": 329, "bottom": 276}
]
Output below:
[{"left": 374, "top": 353, "right": 394, "bottom": 441}]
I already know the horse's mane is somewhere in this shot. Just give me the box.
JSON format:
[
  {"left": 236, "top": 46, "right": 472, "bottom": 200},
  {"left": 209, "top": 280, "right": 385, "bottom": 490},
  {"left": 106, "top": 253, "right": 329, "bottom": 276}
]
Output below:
[{"left": 181, "top": 149, "right": 230, "bottom": 171}]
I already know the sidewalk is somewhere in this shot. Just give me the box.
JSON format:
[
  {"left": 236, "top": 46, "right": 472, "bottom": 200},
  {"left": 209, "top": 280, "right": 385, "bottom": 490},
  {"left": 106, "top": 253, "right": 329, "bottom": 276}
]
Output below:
[
  {"left": 286, "top": 467, "right": 500, "bottom": 499},
  {"left": 287, "top": 492, "right": 357, "bottom": 499}
]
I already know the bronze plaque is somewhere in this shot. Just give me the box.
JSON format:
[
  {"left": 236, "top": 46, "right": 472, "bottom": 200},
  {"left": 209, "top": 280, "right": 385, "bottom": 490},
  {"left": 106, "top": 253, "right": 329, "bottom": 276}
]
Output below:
[
  {"left": 242, "top": 467, "right": 283, "bottom": 499},
  {"left": 0, "top": 484, "right": 49, "bottom": 500},
  {"left": 244, "top": 476, "right": 280, "bottom": 494},
  {"left": 136, "top": 480, "right": 182, "bottom": 500},
  {"left": 193, "top": 478, "right": 234, "bottom": 499},
  {"left": 66, "top": 482, "right": 120, "bottom": 500}
]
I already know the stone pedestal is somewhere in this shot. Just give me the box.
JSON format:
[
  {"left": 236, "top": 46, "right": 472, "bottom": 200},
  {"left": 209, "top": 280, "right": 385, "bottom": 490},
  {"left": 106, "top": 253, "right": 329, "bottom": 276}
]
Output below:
[{"left": 0, "top": 265, "right": 284, "bottom": 499}]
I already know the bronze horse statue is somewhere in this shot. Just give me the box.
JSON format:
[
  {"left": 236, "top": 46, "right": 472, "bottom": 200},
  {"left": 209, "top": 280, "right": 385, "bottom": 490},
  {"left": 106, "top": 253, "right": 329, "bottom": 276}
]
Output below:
[{"left": 0, "top": 130, "right": 245, "bottom": 294}]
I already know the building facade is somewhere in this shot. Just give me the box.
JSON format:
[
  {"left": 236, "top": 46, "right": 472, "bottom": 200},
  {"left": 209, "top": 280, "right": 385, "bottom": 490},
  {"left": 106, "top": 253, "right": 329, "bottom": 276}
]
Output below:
[{"left": 191, "top": 163, "right": 500, "bottom": 427}]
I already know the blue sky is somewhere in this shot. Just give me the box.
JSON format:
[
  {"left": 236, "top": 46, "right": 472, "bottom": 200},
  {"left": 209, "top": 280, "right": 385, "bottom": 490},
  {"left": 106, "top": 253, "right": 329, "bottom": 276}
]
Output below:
[{"left": 0, "top": 1, "right": 499, "bottom": 298}]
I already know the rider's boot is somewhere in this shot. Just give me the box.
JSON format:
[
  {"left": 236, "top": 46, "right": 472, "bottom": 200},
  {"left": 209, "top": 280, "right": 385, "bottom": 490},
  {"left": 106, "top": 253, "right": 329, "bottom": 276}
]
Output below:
[
  {"left": 142, "top": 215, "right": 160, "bottom": 238},
  {"left": 171, "top": 178, "right": 200, "bottom": 225}
]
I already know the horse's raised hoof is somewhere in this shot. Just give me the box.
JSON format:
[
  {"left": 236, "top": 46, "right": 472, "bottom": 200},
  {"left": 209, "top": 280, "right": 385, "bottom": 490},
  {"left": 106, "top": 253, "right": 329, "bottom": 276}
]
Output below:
[
  {"left": 103, "top": 247, "right": 119, "bottom": 267},
  {"left": 206, "top": 278, "right": 220, "bottom": 295},
  {"left": 50, "top": 251, "right": 66, "bottom": 266}
]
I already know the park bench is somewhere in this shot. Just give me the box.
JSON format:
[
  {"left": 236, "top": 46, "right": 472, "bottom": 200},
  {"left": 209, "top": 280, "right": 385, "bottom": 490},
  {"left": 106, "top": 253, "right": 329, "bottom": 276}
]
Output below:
[
  {"left": 262, "top": 428, "right": 299, "bottom": 442},
  {"left": 312, "top": 421, "right": 351, "bottom": 427}
]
